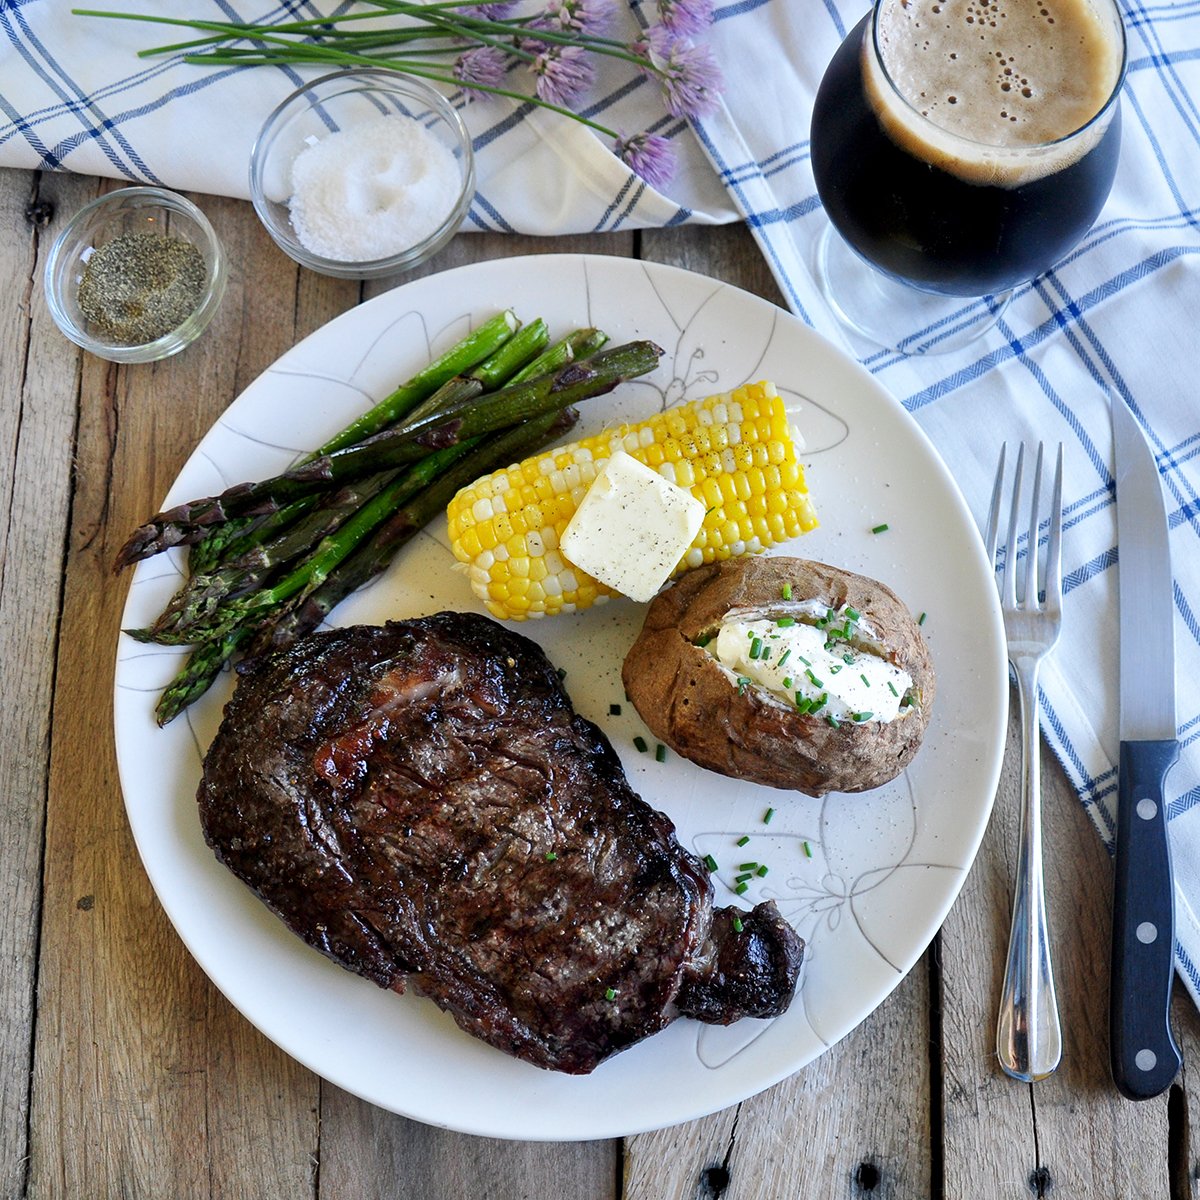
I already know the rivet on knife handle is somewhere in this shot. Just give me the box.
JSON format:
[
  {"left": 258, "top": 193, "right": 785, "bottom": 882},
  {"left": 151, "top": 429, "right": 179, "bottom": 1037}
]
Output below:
[{"left": 1110, "top": 738, "right": 1181, "bottom": 1100}]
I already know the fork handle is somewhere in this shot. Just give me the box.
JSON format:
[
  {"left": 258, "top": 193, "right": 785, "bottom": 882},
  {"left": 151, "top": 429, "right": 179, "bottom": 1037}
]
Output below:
[
  {"left": 1111, "top": 738, "right": 1181, "bottom": 1100},
  {"left": 996, "top": 656, "right": 1062, "bottom": 1082}
]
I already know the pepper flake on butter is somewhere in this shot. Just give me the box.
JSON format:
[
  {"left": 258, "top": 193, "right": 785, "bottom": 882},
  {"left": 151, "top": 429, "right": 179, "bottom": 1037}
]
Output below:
[{"left": 560, "top": 450, "right": 705, "bottom": 602}]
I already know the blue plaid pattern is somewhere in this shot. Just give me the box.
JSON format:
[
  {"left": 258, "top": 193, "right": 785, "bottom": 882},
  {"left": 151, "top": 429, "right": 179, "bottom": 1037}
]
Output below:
[{"left": 5, "top": 0, "right": 1200, "bottom": 1003}]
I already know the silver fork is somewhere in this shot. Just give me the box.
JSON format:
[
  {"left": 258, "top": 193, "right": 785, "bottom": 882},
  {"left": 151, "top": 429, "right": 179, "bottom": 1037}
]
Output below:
[{"left": 985, "top": 442, "right": 1065, "bottom": 1083}]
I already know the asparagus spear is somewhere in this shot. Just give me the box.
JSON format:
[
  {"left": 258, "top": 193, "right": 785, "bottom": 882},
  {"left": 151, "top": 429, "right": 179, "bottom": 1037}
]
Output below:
[
  {"left": 115, "top": 340, "right": 662, "bottom": 567},
  {"left": 152, "top": 410, "right": 576, "bottom": 724},
  {"left": 138, "top": 324, "right": 556, "bottom": 642},
  {"left": 308, "top": 308, "right": 519, "bottom": 459},
  {"left": 251, "top": 406, "right": 581, "bottom": 654}
]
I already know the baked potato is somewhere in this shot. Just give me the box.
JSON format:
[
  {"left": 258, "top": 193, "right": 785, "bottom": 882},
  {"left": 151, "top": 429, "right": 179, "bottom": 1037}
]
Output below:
[{"left": 621, "top": 556, "right": 936, "bottom": 796}]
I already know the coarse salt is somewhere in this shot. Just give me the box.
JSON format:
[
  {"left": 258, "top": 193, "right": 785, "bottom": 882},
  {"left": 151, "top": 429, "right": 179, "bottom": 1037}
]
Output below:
[{"left": 288, "top": 113, "right": 461, "bottom": 262}]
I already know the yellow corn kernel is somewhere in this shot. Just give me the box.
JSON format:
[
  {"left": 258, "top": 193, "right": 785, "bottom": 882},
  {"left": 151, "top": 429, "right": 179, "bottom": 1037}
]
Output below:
[{"left": 446, "top": 380, "right": 818, "bottom": 620}]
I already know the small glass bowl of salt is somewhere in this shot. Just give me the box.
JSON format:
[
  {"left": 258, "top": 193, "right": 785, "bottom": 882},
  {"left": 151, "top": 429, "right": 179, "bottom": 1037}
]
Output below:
[{"left": 250, "top": 70, "right": 475, "bottom": 279}]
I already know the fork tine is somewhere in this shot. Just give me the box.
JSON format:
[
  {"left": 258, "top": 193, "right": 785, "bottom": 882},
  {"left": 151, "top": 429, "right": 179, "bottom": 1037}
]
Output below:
[
  {"left": 1003, "top": 443, "right": 1027, "bottom": 608},
  {"left": 1044, "top": 443, "right": 1064, "bottom": 610},
  {"left": 1024, "top": 443, "right": 1046, "bottom": 609},
  {"left": 985, "top": 443, "right": 1007, "bottom": 565}
]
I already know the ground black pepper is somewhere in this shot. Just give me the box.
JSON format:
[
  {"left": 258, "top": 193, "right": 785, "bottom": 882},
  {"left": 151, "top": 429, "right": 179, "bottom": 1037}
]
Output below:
[{"left": 77, "top": 231, "right": 206, "bottom": 345}]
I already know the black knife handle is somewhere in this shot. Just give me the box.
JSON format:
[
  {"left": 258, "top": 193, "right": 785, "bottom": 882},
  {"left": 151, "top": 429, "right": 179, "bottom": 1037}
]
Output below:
[{"left": 1111, "top": 738, "right": 1182, "bottom": 1100}]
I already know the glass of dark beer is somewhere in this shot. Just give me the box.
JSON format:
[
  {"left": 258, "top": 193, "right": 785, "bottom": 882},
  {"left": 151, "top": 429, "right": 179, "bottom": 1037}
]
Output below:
[{"left": 810, "top": 0, "right": 1127, "bottom": 353}]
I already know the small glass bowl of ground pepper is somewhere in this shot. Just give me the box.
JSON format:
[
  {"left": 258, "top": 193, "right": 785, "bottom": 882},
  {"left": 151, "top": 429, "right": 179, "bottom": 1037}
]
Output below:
[{"left": 44, "top": 186, "right": 226, "bottom": 363}]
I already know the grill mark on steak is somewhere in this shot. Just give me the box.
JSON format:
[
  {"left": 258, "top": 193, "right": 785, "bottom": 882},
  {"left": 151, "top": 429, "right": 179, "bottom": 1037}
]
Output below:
[{"left": 198, "top": 612, "right": 804, "bottom": 1074}]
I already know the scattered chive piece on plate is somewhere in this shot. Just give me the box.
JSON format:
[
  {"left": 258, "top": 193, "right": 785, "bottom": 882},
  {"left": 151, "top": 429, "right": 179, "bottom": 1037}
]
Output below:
[
  {"left": 739, "top": 861, "right": 758, "bottom": 871},
  {"left": 655, "top": 743, "right": 667, "bottom": 763},
  {"left": 803, "top": 841, "right": 813, "bottom": 858},
  {"left": 704, "top": 853, "right": 719, "bottom": 872},
  {"left": 609, "top": 702, "right": 622, "bottom": 715},
  {"left": 732, "top": 915, "right": 744, "bottom": 933},
  {"left": 764, "top": 808, "right": 775, "bottom": 824},
  {"left": 918, "top": 611, "right": 928, "bottom": 625},
  {"left": 633, "top": 735, "right": 648, "bottom": 753},
  {"left": 735, "top": 871, "right": 754, "bottom": 883},
  {"left": 871, "top": 523, "right": 889, "bottom": 534},
  {"left": 735, "top": 881, "right": 750, "bottom": 895},
  {"left": 736, "top": 835, "right": 750, "bottom": 847},
  {"left": 756, "top": 865, "right": 768, "bottom": 877}
]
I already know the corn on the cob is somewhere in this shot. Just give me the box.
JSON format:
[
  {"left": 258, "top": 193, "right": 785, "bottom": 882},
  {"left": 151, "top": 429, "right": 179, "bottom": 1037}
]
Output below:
[{"left": 446, "top": 380, "right": 818, "bottom": 620}]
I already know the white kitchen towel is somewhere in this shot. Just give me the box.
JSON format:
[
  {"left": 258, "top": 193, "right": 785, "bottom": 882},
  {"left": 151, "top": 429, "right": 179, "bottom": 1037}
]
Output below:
[{"left": 5, "top": 0, "right": 1200, "bottom": 1007}]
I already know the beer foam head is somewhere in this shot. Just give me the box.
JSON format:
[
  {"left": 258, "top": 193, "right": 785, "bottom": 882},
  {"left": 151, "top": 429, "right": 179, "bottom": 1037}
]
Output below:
[{"left": 864, "top": 0, "right": 1126, "bottom": 186}]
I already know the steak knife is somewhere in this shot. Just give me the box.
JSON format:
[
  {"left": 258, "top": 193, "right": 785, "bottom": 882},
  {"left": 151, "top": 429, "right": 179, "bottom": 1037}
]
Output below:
[{"left": 1110, "top": 394, "right": 1182, "bottom": 1100}]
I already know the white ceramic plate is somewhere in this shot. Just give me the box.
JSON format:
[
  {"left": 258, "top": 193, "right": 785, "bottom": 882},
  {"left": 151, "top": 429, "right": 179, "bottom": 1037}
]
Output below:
[{"left": 114, "top": 254, "right": 1006, "bottom": 1141}]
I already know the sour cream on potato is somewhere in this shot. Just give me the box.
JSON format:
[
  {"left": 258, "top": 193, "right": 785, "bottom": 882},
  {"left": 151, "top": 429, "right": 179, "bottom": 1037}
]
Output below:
[{"left": 711, "top": 603, "right": 913, "bottom": 724}]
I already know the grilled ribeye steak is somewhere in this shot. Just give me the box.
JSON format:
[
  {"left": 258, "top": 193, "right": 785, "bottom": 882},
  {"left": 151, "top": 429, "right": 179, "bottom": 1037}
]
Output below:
[{"left": 198, "top": 612, "right": 804, "bottom": 1074}]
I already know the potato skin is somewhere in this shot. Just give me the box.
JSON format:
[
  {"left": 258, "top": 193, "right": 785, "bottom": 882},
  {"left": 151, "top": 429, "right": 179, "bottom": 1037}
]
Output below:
[{"left": 621, "top": 556, "right": 936, "bottom": 797}]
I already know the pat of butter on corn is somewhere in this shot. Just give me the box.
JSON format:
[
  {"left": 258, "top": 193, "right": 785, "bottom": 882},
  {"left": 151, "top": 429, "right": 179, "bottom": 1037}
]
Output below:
[{"left": 559, "top": 450, "right": 705, "bottom": 603}]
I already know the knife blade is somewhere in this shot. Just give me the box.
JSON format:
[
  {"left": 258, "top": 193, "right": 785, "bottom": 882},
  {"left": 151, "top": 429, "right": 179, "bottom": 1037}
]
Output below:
[{"left": 1110, "top": 393, "right": 1181, "bottom": 1100}]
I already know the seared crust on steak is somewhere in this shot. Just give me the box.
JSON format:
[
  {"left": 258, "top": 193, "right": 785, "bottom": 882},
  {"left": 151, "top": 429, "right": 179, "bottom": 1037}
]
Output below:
[{"left": 198, "top": 612, "right": 803, "bottom": 1073}]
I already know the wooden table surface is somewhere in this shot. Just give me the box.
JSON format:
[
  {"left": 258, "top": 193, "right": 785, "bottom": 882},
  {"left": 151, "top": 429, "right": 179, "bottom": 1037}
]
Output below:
[{"left": 3, "top": 164, "right": 1196, "bottom": 1200}]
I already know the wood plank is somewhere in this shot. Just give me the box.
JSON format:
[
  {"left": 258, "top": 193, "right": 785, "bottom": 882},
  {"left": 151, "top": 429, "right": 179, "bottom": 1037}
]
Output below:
[
  {"left": 316, "top": 228, "right": 633, "bottom": 1200},
  {"left": 624, "top": 222, "right": 935, "bottom": 1200},
  {"left": 0, "top": 167, "right": 91, "bottom": 1200},
  {"left": 940, "top": 691, "right": 1172, "bottom": 1196},
  {"left": 26, "top": 187, "right": 356, "bottom": 1199}
]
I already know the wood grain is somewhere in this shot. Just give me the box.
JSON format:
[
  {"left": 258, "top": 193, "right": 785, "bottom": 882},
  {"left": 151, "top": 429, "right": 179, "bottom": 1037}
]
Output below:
[{"left": 3, "top": 161, "right": 1197, "bottom": 1200}]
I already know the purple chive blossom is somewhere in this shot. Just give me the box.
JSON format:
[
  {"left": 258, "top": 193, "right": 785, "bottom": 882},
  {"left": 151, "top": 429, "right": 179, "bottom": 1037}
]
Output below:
[
  {"left": 656, "top": 38, "right": 723, "bottom": 119},
  {"left": 615, "top": 131, "right": 676, "bottom": 188},
  {"left": 655, "top": 0, "right": 715, "bottom": 37},
  {"left": 543, "top": 0, "right": 615, "bottom": 34},
  {"left": 454, "top": 46, "right": 510, "bottom": 96},
  {"left": 531, "top": 44, "right": 595, "bottom": 107}
]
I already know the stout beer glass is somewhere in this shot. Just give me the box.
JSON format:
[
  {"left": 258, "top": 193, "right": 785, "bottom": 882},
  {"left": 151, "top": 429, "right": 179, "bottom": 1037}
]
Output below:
[{"left": 810, "top": 0, "right": 1127, "bottom": 352}]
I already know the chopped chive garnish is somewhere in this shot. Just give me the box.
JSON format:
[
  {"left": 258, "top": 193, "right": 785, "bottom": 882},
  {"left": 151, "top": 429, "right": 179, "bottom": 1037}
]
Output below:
[
  {"left": 783, "top": 676, "right": 794, "bottom": 690},
  {"left": 829, "top": 664, "right": 843, "bottom": 675},
  {"left": 843, "top": 653, "right": 854, "bottom": 664},
  {"left": 609, "top": 703, "right": 622, "bottom": 715},
  {"left": 762, "top": 647, "right": 772, "bottom": 660},
  {"left": 735, "top": 881, "right": 750, "bottom": 895},
  {"left": 776, "top": 616, "right": 796, "bottom": 627},
  {"left": 737, "top": 676, "right": 751, "bottom": 696},
  {"left": 856, "top": 711, "right": 875, "bottom": 722},
  {"left": 797, "top": 655, "right": 811, "bottom": 666},
  {"left": 756, "top": 865, "right": 769, "bottom": 877},
  {"left": 703, "top": 853, "right": 719, "bottom": 872},
  {"left": 781, "top": 583, "right": 793, "bottom": 600},
  {"left": 845, "top": 606, "right": 860, "bottom": 621},
  {"left": 739, "top": 861, "right": 759, "bottom": 871},
  {"left": 556, "top": 667, "right": 567, "bottom": 679},
  {"left": 794, "top": 692, "right": 809, "bottom": 713},
  {"left": 778, "top": 649, "right": 792, "bottom": 668},
  {"left": 749, "top": 637, "right": 763, "bottom": 660},
  {"left": 764, "top": 808, "right": 775, "bottom": 824},
  {"left": 655, "top": 743, "right": 667, "bottom": 763},
  {"left": 826, "top": 714, "right": 840, "bottom": 728},
  {"left": 545, "top": 851, "right": 558, "bottom": 861},
  {"left": 735, "top": 871, "right": 754, "bottom": 883},
  {"left": 805, "top": 668, "right": 823, "bottom": 687},
  {"left": 803, "top": 841, "right": 813, "bottom": 858},
  {"left": 861, "top": 673, "right": 871, "bottom": 687},
  {"left": 732, "top": 915, "right": 744, "bottom": 933},
  {"left": 605, "top": 987, "right": 617, "bottom": 1001},
  {"left": 736, "top": 835, "right": 750, "bottom": 847},
  {"left": 918, "top": 611, "right": 928, "bottom": 625},
  {"left": 872, "top": 523, "right": 889, "bottom": 534},
  {"left": 888, "top": 682, "right": 899, "bottom": 696},
  {"left": 694, "top": 634, "right": 713, "bottom": 648},
  {"left": 633, "top": 735, "right": 648, "bottom": 753}
]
